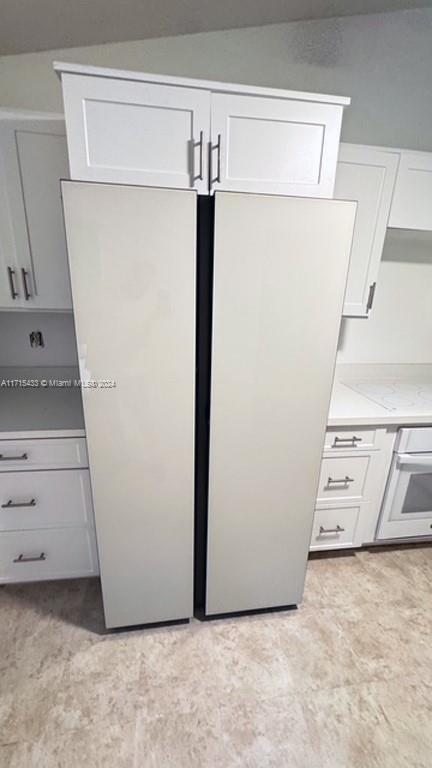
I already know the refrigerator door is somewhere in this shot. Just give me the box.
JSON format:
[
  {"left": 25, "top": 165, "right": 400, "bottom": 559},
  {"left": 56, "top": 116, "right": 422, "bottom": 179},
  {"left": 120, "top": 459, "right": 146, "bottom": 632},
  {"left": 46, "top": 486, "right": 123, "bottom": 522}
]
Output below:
[
  {"left": 62, "top": 182, "right": 196, "bottom": 628},
  {"left": 206, "top": 191, "right": 356, "bottom": 616}
]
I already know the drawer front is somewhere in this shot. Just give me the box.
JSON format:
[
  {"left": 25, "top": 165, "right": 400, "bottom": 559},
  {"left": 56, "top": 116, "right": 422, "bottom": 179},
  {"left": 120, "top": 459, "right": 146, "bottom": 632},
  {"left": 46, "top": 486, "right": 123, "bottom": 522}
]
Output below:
[
  {"left": 0, "top": 527, "right": 99, "bottom": 583},
  {"left": 317, "top": 455, "right": 370, "bottom": 504},
  {"left": 324, "top": 428, "right": 379, "bottom": 452},
  {"left": 310, "top": 506, "right": 360, "bottom": 550},
  {"left": 0, "top": 438, "right": 88, "bottom": 471},
  {"left": 0, "top": 470, "right": 93, "bottom": 531}
]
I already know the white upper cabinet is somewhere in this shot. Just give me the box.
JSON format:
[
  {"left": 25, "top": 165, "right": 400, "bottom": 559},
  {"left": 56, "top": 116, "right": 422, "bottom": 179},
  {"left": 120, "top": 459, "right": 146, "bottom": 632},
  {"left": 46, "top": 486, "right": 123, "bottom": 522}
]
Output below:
[
  {"left": 55, "top": 62, "right": 349, "bottom": 198},
  {"left": 388, "top": 151, "right": 432, "bottom": 231},
  {"left": 0, "top": 115, "right": 72, "bottom": 311},
  {"left": 335, "top": 144, "right": 399, "bottom": 317},
  {"left": 61, "top": 73, "right": 210, "bottom": 193},
  {"left": 210, "top": 93, "right": 344, "bottom": 197}
]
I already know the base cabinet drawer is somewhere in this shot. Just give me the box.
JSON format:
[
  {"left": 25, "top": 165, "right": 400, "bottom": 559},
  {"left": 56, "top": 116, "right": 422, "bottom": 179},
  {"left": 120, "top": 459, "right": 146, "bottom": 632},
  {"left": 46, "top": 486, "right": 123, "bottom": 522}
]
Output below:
[
  {"left": 310, "top": 506, "right": 360, "bottom": 550},
  {"left": 0, "top": 438, "right": 88, "bottom": 471},
  {"left": 317, "top": 455, "right": 369, "bottom": 504},
  {"left": 324, "top": 428, "right": 381, "bottom": 452},
  {"left": 0, "top": 527, "right": 99, "bottom": 583},
  {"left": 0, "top": 470, "right": 93, "bottom": 531}
]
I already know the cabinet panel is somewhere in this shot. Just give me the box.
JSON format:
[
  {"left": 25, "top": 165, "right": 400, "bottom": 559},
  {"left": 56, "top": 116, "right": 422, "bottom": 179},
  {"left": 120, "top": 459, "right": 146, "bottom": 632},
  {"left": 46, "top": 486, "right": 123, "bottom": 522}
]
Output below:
[
  {"left": 388, "top": 151, "right": 432, "bottom": 230},
  {"left": 62, "top": 182, "right": 196, "bottom": 628},
  {"left": 0, "top": 437, "right": 88, "bottom": 472},
  {"left": 62, "top": 73, "right": 210, "bottom": 192},
  {"left": 0, "top": 469, "right": 93, "bottom": 531},
  {"left": 210, "top": 93, "right": 343, "bottom": 197},
  {"left": 335, "top": 144, "right": 399, "bottom": 317},
  {"left": 0, "top": 118, "right": 71, "bottom": 311},
  {"left": 310, "top": 506, "right": 360, "bottom": 550},
  {"left": 0, "top": 526, "right": 98, "bottom": 583}
]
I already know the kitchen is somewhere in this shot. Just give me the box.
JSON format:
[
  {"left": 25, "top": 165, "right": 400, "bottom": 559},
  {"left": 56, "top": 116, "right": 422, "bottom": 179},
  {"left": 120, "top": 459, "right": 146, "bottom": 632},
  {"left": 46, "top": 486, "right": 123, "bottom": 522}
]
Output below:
[{"left": 1, "top": 4, "right": 432, "bottom": 766}]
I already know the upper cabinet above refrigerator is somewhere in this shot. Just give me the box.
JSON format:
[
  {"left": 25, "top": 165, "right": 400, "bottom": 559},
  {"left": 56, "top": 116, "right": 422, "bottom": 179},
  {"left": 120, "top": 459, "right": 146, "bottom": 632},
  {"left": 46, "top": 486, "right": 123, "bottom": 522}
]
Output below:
[
  {"left": 54, "top": 62, "right": 350, "bottom": 198},
  {"left": 388, "top": 150, "right": 432, "bottom": 231}
]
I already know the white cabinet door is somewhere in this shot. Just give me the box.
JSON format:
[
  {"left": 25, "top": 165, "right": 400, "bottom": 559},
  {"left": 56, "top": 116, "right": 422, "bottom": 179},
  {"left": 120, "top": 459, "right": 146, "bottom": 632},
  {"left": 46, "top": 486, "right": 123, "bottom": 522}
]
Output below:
[
  {"left": 62, "top": 181, "right": 196, "bottom": 629},
  {"left": 335, "top": 144, "right": 399, "bottom": 317},
  {"left": 62, "top": 73, "right": 210, "bottom": 192},
  {"left": 206, "top": 192, "right": 356, "bottom": 616},
  {"left": 0, "top": 118, "right": 72, "bottom": 310},
  {"left": 388, "top": 151, "right": 432, "bottom": 231},
  {"left": 210, "top": 93, "right": 343, "bottom": 197}
]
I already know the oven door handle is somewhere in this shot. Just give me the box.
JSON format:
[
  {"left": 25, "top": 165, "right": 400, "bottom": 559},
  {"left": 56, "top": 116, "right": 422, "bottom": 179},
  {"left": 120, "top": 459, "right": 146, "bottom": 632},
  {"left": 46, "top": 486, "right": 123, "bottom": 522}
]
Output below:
[{"left": 396, "top": 453, "right": 432, "bottom": 468}]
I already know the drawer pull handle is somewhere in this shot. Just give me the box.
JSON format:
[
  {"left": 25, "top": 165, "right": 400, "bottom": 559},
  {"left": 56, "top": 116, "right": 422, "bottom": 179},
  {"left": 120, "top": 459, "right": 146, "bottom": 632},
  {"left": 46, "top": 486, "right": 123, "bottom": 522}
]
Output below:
[
  {"left": 332, "top": 436, "right": 362, "bottom": 447},
  {"left": 0, "top": 452, "right": 28, "bottom": 461},
  {"left": 319, "top": 525, "right": 345, "bottom": 535},
  {"left": 2, "top": 498, "right": 36, "bottom": 508},
  {"left": 13, "top": 552, "right": 46, "bottom": 563},
  {"left": 327, "top": 475, "right": 354, "bottom": 486}
]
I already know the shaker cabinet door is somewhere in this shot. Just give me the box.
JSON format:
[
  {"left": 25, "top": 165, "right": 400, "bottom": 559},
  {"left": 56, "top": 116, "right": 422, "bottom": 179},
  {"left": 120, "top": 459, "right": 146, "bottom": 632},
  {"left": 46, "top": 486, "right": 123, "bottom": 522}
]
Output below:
[
  {"left": 210, "top": 92, "right": 343, "bottom": 197},
  {"left": 61, "top": 73, "right": 210, "bottom": 193},
  {"left": 335, "top": 144, "right": 399, "bottom": 317},
  {"left": 388, "top": 151, "right": 432, "bottom": 231},
  {"left": 0, "top": 118, "right": 72, "bottom": 311}
]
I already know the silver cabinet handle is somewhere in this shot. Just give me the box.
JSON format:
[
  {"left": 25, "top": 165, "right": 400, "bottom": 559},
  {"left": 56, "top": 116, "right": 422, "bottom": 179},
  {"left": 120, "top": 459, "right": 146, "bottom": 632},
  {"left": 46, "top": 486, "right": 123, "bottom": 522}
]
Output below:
[
  {"left": 13, "top": 552, "right": 46, "bottom": 563},
  {"left": 2, "top": 498, "right": 36, "bottom": 508},
  {"left": 367, "top": 282, "right": 376, "bottom": 312},
  {"left": 0, "top": 452, "right": 28, "bottom": 461},
  {"left": 193, "top": 131, "right": 204, "bottom": 182},
  {"left": 211, "top": 134, "right": 221, "bottom": 184},
  {"left": 332, "top": 436, "right": 362, "bottom": 447},
  {"left": 319, "top": 525, "right": 345, "bottom": 535},
  {"left": 327, "top": 475, "right": 354, "bottom": 486},
  {"left": 7, "top": 266, "right": 18, "bottom": 299},
  {"left": 21, "top": 267, "right": 31, "bottom": 300}
]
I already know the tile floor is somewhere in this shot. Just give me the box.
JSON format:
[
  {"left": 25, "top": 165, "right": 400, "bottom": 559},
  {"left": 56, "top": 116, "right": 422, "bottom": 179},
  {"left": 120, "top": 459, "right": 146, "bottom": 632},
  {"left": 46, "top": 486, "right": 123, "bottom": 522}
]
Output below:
[{"left": 1, "top": 544, "right": 432, "bottom": 767}]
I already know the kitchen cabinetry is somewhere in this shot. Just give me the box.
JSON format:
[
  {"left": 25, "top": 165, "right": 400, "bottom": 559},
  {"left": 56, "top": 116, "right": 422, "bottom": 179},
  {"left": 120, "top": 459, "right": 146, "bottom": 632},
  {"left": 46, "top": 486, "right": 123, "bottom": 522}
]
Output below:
[
  {"left": 0, "top": 114, "right": 72, "bottom": 311},
  {"left": 311, "top": 426, "right": 395, "bottom": 551},
  {"left": 55, "top": 61, "right": 349, "bottom": 198},
  {"left": 0, "top": 436, "right": 98, "bottom": 583},
  {"left": 388, "top": 150, "right": 432, "bottom": 231},
  {"left": 335, "top": 144, "right": 399, "bottom": 317}
]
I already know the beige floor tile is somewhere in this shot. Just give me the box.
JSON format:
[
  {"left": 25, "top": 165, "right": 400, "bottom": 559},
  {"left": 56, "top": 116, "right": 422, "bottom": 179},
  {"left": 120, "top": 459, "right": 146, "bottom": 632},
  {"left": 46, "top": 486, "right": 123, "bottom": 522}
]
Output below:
[
  {"left": 218, "top": 696, "right": 321, "bottom": 768},
  {"left": 134, "top": 709, "right": 226, "bottom": 768},
  {"left": 8, "top": 719, "right": 136, "bottom": 768}
]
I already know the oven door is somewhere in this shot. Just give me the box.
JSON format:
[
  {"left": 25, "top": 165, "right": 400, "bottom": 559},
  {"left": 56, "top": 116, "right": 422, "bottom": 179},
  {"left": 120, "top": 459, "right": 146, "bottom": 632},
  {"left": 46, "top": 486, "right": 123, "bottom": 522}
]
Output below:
[{"left": 376, "top": 452, "right": 432, "bottom": 540}]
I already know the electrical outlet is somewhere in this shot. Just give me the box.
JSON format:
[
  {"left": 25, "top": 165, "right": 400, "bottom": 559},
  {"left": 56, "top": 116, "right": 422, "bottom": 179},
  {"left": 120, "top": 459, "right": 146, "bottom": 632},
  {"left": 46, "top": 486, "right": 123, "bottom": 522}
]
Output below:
[{"left": 29, "top": 330, "right": 44, "bottom": 348}]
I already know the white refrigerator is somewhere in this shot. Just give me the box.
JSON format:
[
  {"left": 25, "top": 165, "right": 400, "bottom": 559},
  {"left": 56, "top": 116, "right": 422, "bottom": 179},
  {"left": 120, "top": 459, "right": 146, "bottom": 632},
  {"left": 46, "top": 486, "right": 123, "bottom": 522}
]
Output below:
[{"left": 62, "top": 182, "right": 355, "bottom": 626}]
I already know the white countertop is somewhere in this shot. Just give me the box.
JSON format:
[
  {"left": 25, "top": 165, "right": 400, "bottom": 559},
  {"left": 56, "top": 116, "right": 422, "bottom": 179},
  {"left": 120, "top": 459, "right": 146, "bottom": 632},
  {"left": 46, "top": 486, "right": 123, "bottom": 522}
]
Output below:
[
  {"left": 0, "top": 368, "right": 85, "bottom": 439},
  {"left": 329, "top": 364, "right": 432, "bottom": 427}
]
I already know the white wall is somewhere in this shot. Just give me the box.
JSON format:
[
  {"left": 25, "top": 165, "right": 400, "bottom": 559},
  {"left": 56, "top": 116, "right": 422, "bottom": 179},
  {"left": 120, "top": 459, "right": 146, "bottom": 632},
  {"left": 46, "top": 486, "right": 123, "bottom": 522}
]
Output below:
[
  {"left": 0, "top": 312, "right": 78, "bottom": 367},
  {"left": 0, "top": 8, "right": 431, "bottom": 151},
  {"left": 1, "top": 7, "right": 431, "bottom": 365},
  {"left": 338, "top": 230, "right": 432, "bottom": 364}
]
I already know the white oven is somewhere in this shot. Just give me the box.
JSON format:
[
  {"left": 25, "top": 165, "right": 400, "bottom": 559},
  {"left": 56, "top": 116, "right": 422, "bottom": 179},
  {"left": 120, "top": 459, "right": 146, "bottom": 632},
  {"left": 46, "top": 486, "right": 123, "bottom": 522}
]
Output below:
[{"left": 377, "top": 427, "right": 432, "bottom": 540}]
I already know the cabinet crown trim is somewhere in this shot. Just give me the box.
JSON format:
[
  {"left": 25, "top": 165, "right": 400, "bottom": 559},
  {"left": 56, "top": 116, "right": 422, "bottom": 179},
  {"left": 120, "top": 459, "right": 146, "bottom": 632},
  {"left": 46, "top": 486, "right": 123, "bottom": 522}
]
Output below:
[{"left": 53, "top": 60, "right": 350, "bottom": 106}]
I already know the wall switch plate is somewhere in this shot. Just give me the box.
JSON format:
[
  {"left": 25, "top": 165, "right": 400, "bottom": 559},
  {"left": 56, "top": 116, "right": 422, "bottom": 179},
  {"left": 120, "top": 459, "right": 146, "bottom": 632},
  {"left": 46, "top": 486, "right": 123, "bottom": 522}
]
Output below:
[{"left": 29, "top": 330, "right": 44, "bottom": 348}]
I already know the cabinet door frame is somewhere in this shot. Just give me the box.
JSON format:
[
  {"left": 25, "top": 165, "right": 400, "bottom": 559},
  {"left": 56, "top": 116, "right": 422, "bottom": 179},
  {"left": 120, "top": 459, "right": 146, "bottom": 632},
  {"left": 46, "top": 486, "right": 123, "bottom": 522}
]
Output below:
[
  {"left": 0, "top": 118, "right": 71, "bottom": 311},
  {"left": 209, "top": 92, "right": 343, "bottom": 197},
  {"left": 388, "top": 150, "right": 432, "bottom": 231},
  {"left": 336, "top": 143, "right": 400, "bottom": 318},
  {"left": 62, "top": 73, "right": 211, "bottom": 193}
]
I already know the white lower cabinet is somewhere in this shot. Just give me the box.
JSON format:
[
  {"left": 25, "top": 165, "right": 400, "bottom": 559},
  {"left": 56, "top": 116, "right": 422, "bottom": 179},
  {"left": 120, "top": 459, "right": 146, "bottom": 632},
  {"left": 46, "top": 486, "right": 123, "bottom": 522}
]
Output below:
[
  {"left": 310, "top": 506, "right": 362, "bottom": 551},
  {"left": 0, "top": 527, "right": 98, "bottom": 583},
  {"left": 311, "top": 426, "right": 395, "bottom": 551},
  {"left": 0, "top": 437, "right": 98, "bottom": 584}
]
